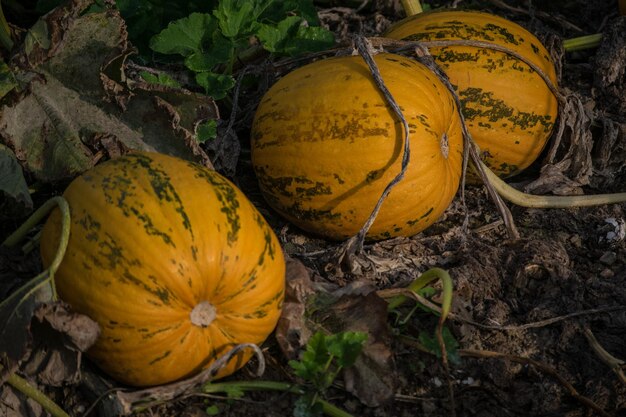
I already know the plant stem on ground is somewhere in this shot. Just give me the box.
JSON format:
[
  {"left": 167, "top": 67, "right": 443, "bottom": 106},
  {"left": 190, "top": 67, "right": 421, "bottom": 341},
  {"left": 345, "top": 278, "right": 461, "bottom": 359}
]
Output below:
[
  {"left": 480, "top": 160, "right": 626, "bottom": 208},
  {"left": 1, "top": 365, "right": 70, "bottom": 417},
  {"left": 563, "top": 34, "right": 603, "bottom": 51},
  {"left": 202, "top": 381, "right": 354, "bottom": 417},
  {"left": 386, "top": 267, "right": 453, "bottom": 316}
]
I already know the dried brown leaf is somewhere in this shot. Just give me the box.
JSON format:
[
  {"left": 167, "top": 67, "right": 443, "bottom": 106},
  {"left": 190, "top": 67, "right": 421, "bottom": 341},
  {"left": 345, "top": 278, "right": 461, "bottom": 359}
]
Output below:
[
  {"left": 0, "top": 144, "right": 33, "bottom": 219},
  {"left": 322, "top": 291, "right": 396, "bottom": 407},
  {"left": 21, "top": 302, "right": 99, "bottom": 387},
  {"left": 0, "top": 277, "right": 52, "bottom": 370},
  {"left": 276, "top": 258, "right": 396, "bottom": 407},
  {"left": 275, "top": 257, "right": 316, "bottom": 360},
  {"left": 591, "top": 17, "right": 626, "bottom": 187},
  {"left": 0, "top": 0, "right": 218, "bottom": 183},
  {"left": 594, "top": 17, "right": 626, "bottom": 115},
  {"left": 526, "top": 91, "right": 593, "bottom": 195},
  {"left": 0, "top": 385, "right": 46, "bottom": 417}
]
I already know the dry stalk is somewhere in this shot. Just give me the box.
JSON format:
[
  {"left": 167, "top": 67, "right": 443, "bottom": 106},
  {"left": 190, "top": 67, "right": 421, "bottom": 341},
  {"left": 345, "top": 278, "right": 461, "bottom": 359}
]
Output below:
[
  {"left": 102, "top": 344, "right": 265, "bottom": 415},
  {"left": 583, "top": 325, "right": 626, "bottom": 386}
]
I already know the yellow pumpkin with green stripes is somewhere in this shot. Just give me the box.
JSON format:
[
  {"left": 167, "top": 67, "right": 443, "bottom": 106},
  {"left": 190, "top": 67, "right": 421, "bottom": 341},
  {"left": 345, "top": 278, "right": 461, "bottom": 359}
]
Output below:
[
  {"left": 251, "top": 53, "right": 463, "bottom": 240},
  {"left": 40, "top": 151, "right": 285, "bottom": 387},
  {"left": 386, "top": 10, "right": 559, "bottom": 178}
]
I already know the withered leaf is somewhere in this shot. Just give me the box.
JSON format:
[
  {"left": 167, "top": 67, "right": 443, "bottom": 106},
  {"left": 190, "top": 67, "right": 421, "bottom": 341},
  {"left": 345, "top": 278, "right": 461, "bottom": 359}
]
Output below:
[
  {"left": 0, "top": 385, "right": 46, "bottom": 417},
  {"left": 0, "top": 273, "right": 53, "bottom": 369},
  {"left": 313, "top": 290, "right": 396, "bottom": 407},
  {"left": 1, "top": 0, "right": 218, "bottom": 183},
  {"left": 275, "top": 257, "right": 316, "bottom": 360},
  {"left": 0, "top": 144, "right": 33, "bottom": 219},
  {"left": 21, "top": 302, "right": 99, "bottom": 387},
  {"left": 276, "top": 257, "right": 396, "bottom": 407}
]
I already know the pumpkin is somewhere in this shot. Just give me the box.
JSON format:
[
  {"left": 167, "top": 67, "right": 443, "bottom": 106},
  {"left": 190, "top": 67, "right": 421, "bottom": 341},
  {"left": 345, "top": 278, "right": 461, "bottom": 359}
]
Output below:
[
  {"left": 386, "top": 10, "right": 559, "bottom": 178},
  {"left": 40, "top": 152, "right": 285, "bottom": 387},
  {"left": 251, "top": 53, "right": 463, "bottom": 240}
]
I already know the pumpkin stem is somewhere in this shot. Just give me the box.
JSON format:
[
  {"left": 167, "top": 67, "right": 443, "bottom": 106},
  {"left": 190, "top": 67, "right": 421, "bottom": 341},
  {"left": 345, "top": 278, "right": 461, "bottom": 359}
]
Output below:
[{"left": 190, "top": 301, "right": 217, "bottom": 327}]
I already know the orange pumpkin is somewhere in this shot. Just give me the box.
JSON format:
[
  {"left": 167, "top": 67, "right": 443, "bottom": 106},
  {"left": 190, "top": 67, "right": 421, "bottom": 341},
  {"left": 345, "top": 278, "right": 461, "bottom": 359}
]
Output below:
[
  {"left": 251, "top": 53, "right": 463, "bottom": 240},
  {"left": 386, "top": 10, "right": 559, "bottom": 178},
  {"left": 40, "top": 151, "right": 285, "bottom": 386}
]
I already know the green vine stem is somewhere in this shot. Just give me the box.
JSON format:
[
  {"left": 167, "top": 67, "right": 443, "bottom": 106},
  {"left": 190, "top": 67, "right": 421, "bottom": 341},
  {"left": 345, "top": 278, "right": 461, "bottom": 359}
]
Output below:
[
  {"left": 0, "top": 366, "right": 71, "bottom": 417},
  {"left": 0, "top": 196, "right": 71, "bottom": 316},
  {"left": 202, "top": 381, "right": 354, "bottom": 417},
  {"left": 0, "top": 197, "right": 72, "bottom": 416},
  {"left": 2, "top": 196, "right": 70, "bottom": 300},
  {"left": 479, "top": 159, "right": 626, "bottom": 208},
  {"left": 400, "top": 0, "right": 423, "bottom": 16},
  {"left": 386, "top": 267, "right": 453, "bottom": 318},
  {"left": 563, "top": 34, "right": 603, "bottom": 52},
  {"left": 384, "top": 267, "right": 455, "bottom": 407}
]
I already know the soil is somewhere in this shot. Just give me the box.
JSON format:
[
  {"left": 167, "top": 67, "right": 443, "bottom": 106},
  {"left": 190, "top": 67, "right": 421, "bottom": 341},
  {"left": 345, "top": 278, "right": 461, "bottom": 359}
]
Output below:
[{"left": 2, "top": 0, "right": 626, "bottom": 416}]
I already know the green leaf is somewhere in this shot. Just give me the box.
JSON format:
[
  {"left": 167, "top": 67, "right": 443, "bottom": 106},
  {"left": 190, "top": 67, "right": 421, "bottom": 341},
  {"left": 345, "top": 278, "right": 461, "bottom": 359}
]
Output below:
[
  {"left": 149, "top": 13, "right": 216, "bottom": 57},
  {"left": 184, "top": 33, "right": 234, "bottom": 72},
  {"left": 327, "top": 332, "right": 367, "bottom": 368},
  {"left": 294, "top": 395, "right": 324, "bottom": 417},
  {"left": 195, "top": 72, "right": 235, "bottom": 99},
  {"left": 302, "top": 332, "right": 331, "bottom": 368},
  {"left": 140, "top": 71, "right": 181, "bottom": 88},
  {"left": 213, "top": 0, "right": 262, "bottom": 38},
  {"left": 287, "top": 25, "right": 335, "bottom": 55},
  {"left": 289, "top": 332, "right": 329, "bottom": 381},
  {"left": 288, "top": 359, "right": 311, "bottom": 380},
  {"left": 260, "top": 0, "right": 320, "bottom": 26},
  {"left": 256, "top": 16, "right": 302, "bottom": 53},
  {"left": 117, "top": 1, "right": 218, "bottom": 55},
  {"left": 258, "top": 17, "right": 334, "bottom": 56},
  {"left": 196, "top": 120, "right": 217, "bottom": 143},
  {"left": 418, "top": 327, "right": 461, "bottom": 365},
  {"left": 205, "top": 405, "right": 220, "bottom": 415}
]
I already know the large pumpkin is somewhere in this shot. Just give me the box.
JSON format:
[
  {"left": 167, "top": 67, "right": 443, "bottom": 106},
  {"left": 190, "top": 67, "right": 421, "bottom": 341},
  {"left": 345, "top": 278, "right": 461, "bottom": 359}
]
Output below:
[
  {"left": 40, "top": 152, "right": 285, "bottom": 387},
  {"left": 251, "top": 53, "right": 463, "bottom": 240},
  {"left": 386, "top": 10, "right": 559, "bottom": 178}
]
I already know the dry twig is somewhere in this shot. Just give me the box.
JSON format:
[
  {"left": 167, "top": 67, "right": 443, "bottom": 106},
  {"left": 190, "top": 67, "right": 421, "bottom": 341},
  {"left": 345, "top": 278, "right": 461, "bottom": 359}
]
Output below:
[{"left": 583, "top": 325, "right": 626, "bottom": 386}]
